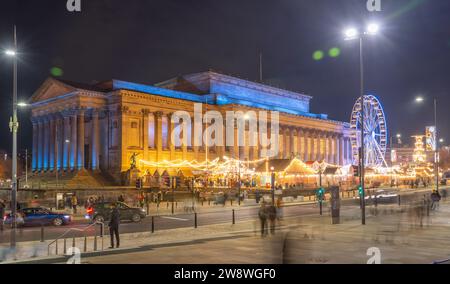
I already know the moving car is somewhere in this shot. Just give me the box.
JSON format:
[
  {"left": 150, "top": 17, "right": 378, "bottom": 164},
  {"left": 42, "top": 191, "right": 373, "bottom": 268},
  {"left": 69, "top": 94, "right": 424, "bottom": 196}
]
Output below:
[
  {"left": 86, "top": 201, "right": 146, "bottom": 223},
  {"left": 354, "top": 189, "right": 398, "bottom": 204},
  {"left": 3, "top": 207, "right": 72, "bottom": 227}
]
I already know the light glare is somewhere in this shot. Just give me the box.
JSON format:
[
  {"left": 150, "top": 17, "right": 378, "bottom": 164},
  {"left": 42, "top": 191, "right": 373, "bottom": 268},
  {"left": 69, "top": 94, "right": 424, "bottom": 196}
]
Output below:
[
  {"left": 367, "top": 23, "right": 379, "bottom": 35},
  {"left": 5, "top": 50, "right": 16, "bottom": 56}
]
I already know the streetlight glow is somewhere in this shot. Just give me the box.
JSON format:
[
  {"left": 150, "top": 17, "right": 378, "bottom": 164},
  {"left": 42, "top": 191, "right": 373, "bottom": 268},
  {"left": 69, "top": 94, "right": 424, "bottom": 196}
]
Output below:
[
  {"left": 415, "top": 96, "right": 424, "bottom": 103},
  {"left": 344, "top": 28, "right": 359, "bottom": 40},
  {"left": 396, "top": 134, "right": 402, "bottom": 138},
  {"left": 439, "top": 138, "right": 444, "bottom": 143},
  {"left": 17, "top": 102, "right": 28, "bottom": 107},
  {"left": 5, "top": 49, "right": 16, "bottom": 56},
  {"left": 366, "top": 23, "right": 379, "bottom": 35}
]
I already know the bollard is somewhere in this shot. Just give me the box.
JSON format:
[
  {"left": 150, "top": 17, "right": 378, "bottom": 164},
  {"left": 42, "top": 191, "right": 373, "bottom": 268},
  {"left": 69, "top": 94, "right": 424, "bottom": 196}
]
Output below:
[
  {"left": 202, "top": 200, "right": 204, "bottom": 206},
  {"left": 63, "top": 238, "right": 67, "bottom": 255},
  {"left": 231, "top": 199, "right": 233, "bottom": 206},
  {"left": 146, "top": 202, "right": 150, "bottom": 216},
  {"left": 56, "top": 240, "right": 59, "bottom": 255},
  {"left": 208, "top": 200, "right": 211, "bottom": 206},
  {"left": 84, "top": 236, "right": 87, "bottom": 252},
  {"left": 194, "top": 213, "right": 197, "bottom": 228},
  {"left": 232, "top": 209, "right": 235, "bottom": 224},
  {"left": 40, "top": 226, "right": 44, "bottom": 242},
  {"left": 94, "top": 235, "right": 98, "bottom": 251},
  {"left": 72, "top": 237, "right": 76, "bottom": 248},
  {"left": 167, "top": 202, "right": 169, "bottom": 208},
  {"left": 151, "top": 216, "right": 155, "bottom": 233},
  {"left": 398, "top": 195, "right": 401, "bottom": 206}
]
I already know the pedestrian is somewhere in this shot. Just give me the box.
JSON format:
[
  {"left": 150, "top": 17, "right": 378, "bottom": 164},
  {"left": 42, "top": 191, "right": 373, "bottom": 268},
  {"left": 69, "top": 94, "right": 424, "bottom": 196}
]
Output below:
[
  {"left": 108, "top": 203, "right": 120, "bottom": 249},
  {"left": 276, "top": 197, "right": 284, "bottom": 220},
  {"left": 118, "top": 194, "right": 125, "bottom": 203},
  {"left": 430, "top": 191, "right": 441, "bottom": 210},
  {"left": 267, "top": 204, "right": 277, "bottom": 235},
  {"left": 71, "top": 194, "right": 78, "bottom": 214},
  {"left": 258, "top": 201, "right": 268, "bottom": 237},
  {"left": 0, "top": 199, "right": 5, "bottom": 231}
]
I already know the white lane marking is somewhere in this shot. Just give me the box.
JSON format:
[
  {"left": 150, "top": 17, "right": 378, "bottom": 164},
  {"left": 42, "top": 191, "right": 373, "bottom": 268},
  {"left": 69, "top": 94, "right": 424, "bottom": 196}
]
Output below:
[{"left": 160, "top": 216, "right": 190, "bottom": 221}]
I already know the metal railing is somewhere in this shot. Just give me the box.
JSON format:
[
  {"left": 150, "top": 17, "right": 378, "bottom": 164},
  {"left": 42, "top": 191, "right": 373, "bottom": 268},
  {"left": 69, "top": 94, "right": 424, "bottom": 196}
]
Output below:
[{"left": 47, "top": 221, "right": 104, "bottom": 256}]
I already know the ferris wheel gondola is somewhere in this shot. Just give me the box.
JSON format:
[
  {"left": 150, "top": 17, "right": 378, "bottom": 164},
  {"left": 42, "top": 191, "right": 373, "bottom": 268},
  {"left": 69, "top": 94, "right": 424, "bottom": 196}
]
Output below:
[{"left": 350, "top": 95, "right": 388, "bottom": 168}]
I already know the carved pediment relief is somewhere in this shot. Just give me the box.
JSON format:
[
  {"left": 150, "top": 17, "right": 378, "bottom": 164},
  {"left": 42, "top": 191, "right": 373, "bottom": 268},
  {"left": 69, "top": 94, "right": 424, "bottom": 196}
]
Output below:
[{"left": 30, "top": 78, "right": 77, "bottom": 103}]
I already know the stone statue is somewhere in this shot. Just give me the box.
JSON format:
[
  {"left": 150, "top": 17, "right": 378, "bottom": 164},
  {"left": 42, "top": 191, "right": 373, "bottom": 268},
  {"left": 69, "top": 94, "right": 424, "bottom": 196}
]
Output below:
[{"left": 130, "top": 152, "right": 140, "bottom": 169}]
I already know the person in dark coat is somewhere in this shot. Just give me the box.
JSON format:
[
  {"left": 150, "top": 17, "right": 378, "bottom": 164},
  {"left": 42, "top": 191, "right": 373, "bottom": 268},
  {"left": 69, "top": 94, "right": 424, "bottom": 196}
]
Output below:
[
  {"left": 258, "top": 202, "right": 268, "bottom": 237},
  {"left": 0, "top": 199, "right": 5, "bottom": 231},
  {"left": 109, "top": 203, "right": 120, "bottom": 248},
  {"left": 267, "top": 205, "right": 277, "bottom": 234},
  {"left": 118, "top": 195, "right": 125, "bottom": 203}
]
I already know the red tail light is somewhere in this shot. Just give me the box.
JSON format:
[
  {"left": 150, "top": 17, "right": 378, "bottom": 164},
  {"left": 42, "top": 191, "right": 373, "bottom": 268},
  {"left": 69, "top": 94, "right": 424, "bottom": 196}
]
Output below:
[{"left": 86, "top": 207, "right": 93, "bottom": 214}]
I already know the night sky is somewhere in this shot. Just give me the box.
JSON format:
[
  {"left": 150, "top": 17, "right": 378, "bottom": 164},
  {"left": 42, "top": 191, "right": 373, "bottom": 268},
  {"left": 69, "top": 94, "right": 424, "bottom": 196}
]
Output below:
[{"left": 0, "top": 0, "right": 449, "bottom": 154}]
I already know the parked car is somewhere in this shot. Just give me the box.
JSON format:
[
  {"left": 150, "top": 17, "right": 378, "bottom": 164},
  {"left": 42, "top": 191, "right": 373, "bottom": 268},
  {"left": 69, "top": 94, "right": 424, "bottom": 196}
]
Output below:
[
  {"left": 86, "top": 201, "right": 146, "bottom": 223},
  {"left": 3, "top": 207, "right": 72, "bottom": 227}
]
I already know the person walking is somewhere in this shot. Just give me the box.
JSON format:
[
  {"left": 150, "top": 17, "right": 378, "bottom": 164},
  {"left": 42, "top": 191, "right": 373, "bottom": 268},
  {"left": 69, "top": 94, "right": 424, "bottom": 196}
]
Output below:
[
  {"left": 71, "top": 194, "right": 78, "bottom": 214},
  {"left": 258, "top": 201, "right": 268, "bottom": 237},
  {"left": 430, "top": 191, "right": 441, "bottom": 210},
  {"left": 118, "top": 195, "right": 125, "bottom": 203},
  {"left": 109, "top": 203, "right": 120, "bottom": 249},
  {"left": 268, "top": 204, "right": 277, "bottom": 235},
  {"left": 0, "top": 199, "right": 5, "bottom": 231}
]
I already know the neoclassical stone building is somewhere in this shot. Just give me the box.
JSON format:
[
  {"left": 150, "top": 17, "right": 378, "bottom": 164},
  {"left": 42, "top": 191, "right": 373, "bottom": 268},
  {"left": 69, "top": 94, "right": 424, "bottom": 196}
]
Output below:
[{"left": 30, "top": 71, "right": 353, "bottom": 184}]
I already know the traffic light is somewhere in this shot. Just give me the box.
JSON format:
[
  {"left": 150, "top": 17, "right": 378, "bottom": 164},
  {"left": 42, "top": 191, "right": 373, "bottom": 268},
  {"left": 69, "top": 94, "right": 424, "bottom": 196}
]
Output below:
[
  {"left": 358, "top": 185, "right": 363, "bottom": 196},
  {"left": 317, "top": 188, "right": 324, "bottom": 200},
  {"left": 136, "top": 178, "right": 142, "bottom": 189},
  {"left": 354, "top": 165, "right": 360, "bottom": 177}
]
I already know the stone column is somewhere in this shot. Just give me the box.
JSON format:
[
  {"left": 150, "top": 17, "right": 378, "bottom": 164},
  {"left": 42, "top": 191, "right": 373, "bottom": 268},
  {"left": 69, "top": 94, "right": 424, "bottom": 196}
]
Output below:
[
  {"left": 328, "top": 134, "right": 334, "bottom": 163},
  {"left": 55, "top": 116, "right": 64, "bottom": 171},
  {"left": 70, "top": 112, "right": 78, "bottom": 171},
  {"left": 37, "top": 118, "right": 44, "bottom": 172},
  {"left": 63, "top": 115, "right": 71, "bottom": 171},
  {"left": 167, "top": 113, "right": 175, "bottom": 160},
  {"left": 31, "top": 118, "right": 38, "bottom": 172},
  {"left": 155, "top": 111, "right": 163, "bottom": 161},
  {"left": 339, "top": 136, "right": 345, "bottom": 165},
  {"left": 77, "top": 110, "right": 85, "bottom": 170},
  {"left": 290, "top": 129, "right": 295, "bottom": 158},
  {"left": 142, "top": 109, "right": 150, "bottom": 161},
  {"left": 49, "top": 118, "right": 55, "bottom": 171},
  {"left": 91, "top": 110, "right": 100, "bottom": 170},
  {"left": 43, "top": 116, "right": 50, "bottom": 172}
]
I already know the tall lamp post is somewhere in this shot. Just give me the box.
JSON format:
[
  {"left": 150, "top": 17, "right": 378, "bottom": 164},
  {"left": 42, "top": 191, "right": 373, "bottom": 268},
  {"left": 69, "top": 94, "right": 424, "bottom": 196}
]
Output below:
[
  {"left": 415, "top": 96, "right": 439, "bottom": 193},
  {"left": 344, "top": 22, "right": 380, "bottom": 225},
  {"left": 5, "top": 26, "right": 18, "bottom": 247},
  {"left": 270, "top": 166, "right": 275, "bottom": 205}
]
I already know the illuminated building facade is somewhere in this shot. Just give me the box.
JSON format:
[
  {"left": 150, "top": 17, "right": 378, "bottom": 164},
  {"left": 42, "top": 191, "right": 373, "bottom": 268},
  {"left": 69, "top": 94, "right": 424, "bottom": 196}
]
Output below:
[{"left": 30, "top": 71, "right": 353, "bottom": 184}]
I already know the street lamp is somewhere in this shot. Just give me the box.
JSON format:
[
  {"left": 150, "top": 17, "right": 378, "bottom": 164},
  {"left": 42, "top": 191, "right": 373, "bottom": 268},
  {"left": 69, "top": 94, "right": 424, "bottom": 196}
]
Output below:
[
  {"left": 343, "top": 22, "right": 380, "bottom": 225},
  {"left": 415, "top": 96, "right": 439, "bottom": 192},
  {"left": 5, "top": 26, "right": 18, "bottom": 247},
  {"left": 270, "top": 166, "right": 275, "bottom": 205}
]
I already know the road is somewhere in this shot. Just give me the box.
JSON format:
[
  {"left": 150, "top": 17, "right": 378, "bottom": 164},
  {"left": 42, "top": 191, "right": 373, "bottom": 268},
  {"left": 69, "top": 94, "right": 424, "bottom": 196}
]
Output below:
[{"left": 0, "top": 186, "right": 446, "bottom": 244}]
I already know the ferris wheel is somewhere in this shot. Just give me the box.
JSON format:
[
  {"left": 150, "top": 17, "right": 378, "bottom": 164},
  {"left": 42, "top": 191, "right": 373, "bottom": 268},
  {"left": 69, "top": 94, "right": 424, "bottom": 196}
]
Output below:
[{"left": 350, "top": 95, "right": 388, "bottom": 168}]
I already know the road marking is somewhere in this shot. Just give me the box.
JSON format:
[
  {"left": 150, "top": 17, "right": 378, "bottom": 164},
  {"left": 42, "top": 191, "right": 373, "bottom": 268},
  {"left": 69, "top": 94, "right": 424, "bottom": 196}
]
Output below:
[{"left": 160, "top": 216, "right": 189, "bottom": 221}]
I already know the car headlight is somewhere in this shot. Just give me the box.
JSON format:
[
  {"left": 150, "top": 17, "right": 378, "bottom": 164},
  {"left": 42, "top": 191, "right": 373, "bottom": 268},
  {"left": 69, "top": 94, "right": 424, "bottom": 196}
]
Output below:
[{"left": 63, "top": 215, "right": 70, "bottom": 219}]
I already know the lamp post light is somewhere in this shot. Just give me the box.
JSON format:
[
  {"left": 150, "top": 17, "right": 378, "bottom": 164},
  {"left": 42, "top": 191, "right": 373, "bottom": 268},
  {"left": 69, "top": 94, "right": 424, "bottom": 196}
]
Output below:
[
  {"left": 270, "top": 166, "right": 275, "bottom": 205},
  {"left": 415, "top": 96, "right": 439, "bottom": 193},
  {"left": 343, "top": 22, "right": 380, "bottom": 225},
  {"left": 5, "top": 26, "right": 18, "bottom": 247}
]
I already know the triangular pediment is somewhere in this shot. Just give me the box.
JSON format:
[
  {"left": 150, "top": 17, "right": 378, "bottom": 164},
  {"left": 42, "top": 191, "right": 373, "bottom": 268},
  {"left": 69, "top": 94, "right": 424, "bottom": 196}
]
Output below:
[{"left": 30, "top": 78, "right": 77, "bottom": 103}]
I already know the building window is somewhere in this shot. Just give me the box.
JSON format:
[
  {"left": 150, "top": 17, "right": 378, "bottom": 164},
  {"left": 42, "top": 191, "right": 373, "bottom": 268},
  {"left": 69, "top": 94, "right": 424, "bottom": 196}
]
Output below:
[
  {"left": 131, "top": 122, "right": 138, "bottom": 128},
  {"left": 148, "top": 114, "right": 155, "bottom": 148}
]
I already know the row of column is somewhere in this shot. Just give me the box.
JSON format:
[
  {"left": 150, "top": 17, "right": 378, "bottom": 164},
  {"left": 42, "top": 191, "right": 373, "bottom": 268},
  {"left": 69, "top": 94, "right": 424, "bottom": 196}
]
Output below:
[
  {"left": 31, "top": 109, "right": 101, "bottom": 173},
  {"left": 278, "top": 128, "right": 353, "bottom": 165},
  {"left": 139, "top": 111, "right": 352, "bottom": 166}
]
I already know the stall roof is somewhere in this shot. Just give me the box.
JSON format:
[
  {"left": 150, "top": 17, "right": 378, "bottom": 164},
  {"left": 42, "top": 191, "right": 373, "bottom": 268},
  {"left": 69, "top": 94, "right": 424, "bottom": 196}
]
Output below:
[{"left": 255, "top": 158, "right": 315, "bottom": 175}]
